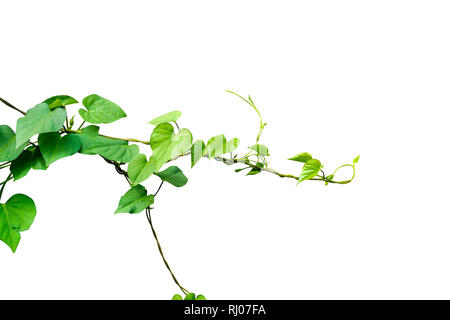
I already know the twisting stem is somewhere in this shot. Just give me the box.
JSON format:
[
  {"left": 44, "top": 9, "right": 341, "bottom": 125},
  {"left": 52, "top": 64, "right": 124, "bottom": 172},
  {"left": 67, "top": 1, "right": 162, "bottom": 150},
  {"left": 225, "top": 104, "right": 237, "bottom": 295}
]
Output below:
[
  {"left": 0, "top": 97, "right": 26, "bottom": 115},
  {"left": 0, "top": 173, "right": 13, "bottom": 201},
  {"left": 146, "top": 207, "right": 189, "bottom": 295}
]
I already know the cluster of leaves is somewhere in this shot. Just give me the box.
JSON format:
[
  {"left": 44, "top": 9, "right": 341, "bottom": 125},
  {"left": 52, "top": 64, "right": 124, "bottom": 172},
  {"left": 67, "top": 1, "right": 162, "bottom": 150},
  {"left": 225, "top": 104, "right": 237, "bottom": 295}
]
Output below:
[
  {"left": 172, "top": 293, "right": 207, "bottom": 300},
  {"left": 0, "top": 91, "right": 358, "bottom": 298}
]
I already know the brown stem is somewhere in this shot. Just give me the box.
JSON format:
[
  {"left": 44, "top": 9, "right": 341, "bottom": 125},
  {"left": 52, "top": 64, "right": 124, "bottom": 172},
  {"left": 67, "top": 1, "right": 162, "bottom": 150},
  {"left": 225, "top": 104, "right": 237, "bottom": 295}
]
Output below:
[{"left": 0, "top": 97, "right": 26, "bottom": 115}]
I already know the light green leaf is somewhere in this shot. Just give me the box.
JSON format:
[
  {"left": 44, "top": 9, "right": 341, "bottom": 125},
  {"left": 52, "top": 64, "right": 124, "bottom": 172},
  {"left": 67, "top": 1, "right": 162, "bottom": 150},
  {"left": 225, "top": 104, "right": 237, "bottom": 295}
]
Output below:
[
  {"left": 15, "top": 103, "right": 67, "bottom": 147},
  {"left": 79, "top": 94, "right": 127, "bottom": 124},
  {"left": 184, "top": 293, "right": 196, "bottom": 300},
  {"left": 191, "top": 140, "right": 205, "bottom": 168},
  {"left": 43, "top": 95, "right": 78, "bottom": 110},
  {"left": 77, "top": 125, "right": 139, "bottom": 163},
  {"left": 10, "top": 150, "right": 33, "bottom": 180},
  {"left": 196, "top": 294, "right": 207, "bottom": 300},
  {"left": 203, "top": 135, "right": 227, "bottom": 159},
  {"left": 127, "top": 154, "right": 156, "bottom": 186},
  {"left": 249, "top": 144, "right": 269, "bottom": 156},
  {"left": 38, "top": 132, "right": 81, "bottom": 166},
  {"left": 148, "top": 111, "right": 182, "bottom": 126},
  {"left": 297, "top": 159, "right": 322, "bottom": 184},
  {"left": 0, "top": 125, "right": 28, "bottom": 162},
  {"left": 150, "top": 123, "right": 192, "bottom": 171},
  {"left": 288, "top": 152, "right": 312, "bottom": 163},
  {"left": 0, "top": 194, "right": 36, "bottom": 253},
  {"left": 172, "top": 294, "right": 183, "bottom": 300},
  {"left": 353, "top": 155, "right": 360, "bottom": 164},
  {"left": 156, "top": 166, "right": 188, "bottom": 187},
  {"left": 115, "top": 185, "right": 154, "bottom": 214},
  {"left": 225, "top": 138, "right": 240, "bottom": 153}
]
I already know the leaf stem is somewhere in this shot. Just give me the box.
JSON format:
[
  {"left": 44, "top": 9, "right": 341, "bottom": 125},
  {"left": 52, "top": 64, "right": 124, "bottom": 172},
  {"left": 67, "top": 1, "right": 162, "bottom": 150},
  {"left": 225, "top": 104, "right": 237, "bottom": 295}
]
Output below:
[{"left": 0, "top": 173, "right": 13, "bottom": 201}]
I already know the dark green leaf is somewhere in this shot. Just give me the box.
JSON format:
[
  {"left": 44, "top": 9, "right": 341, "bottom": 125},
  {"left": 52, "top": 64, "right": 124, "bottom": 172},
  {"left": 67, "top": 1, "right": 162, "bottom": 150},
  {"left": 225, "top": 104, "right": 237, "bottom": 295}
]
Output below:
[
  {"left": 184, "top": 293, "right": 196, "bottom": 300},
  {"left": 79, "top": 94, "right": 127, "bottom": 124},
  {"left": 15, "top": 103, "right": 67, "bottom": 147},
  {"left": 38, "top": 132, "right": 81, "bottom": 166},
  {"left": 288, "top": 152, "right": 312, "bottom": 163},
  {"left": 298, "top": 159, "right": 322, "bottom": 184},
  {"left": 191, "top": 140, "right": 205, "bottom": 168},
  {"left": 0, "top": 194, "right": 36, "bottom": 253},
  {"left": 0, "top": 125, "right": 28, "bottom": 162},
  {"left": 10, "top": 150, "right": 33, "bottom": 180},
  {"left": 249, "top": 144, "right": 269, "bottom": 156},
  {"left": 148, "top": 111, "right": 182, "bottom": 126},
  {"left": 127, "top": 154, "right": 156, "bottom": 186},
  {"left": 156, "top": 166, "right": 188, "bottom": 187},
  {"left": 115, "top": 185, "right": 154, "bottom": 214},
  {"left": 43, "top": 95, "right": 78, "bottom": 110},
  {"left": 30, "top": 146, "right": 48, "bottom": 170},
  {"left": 150, "top": 123, "right": 192, "bottom": 171},
  {"left": 246, "top": 163, "right": 264, "bottom": 176},
  {"left": 77, "top": 125, "right": 139, "bottom": 163}
]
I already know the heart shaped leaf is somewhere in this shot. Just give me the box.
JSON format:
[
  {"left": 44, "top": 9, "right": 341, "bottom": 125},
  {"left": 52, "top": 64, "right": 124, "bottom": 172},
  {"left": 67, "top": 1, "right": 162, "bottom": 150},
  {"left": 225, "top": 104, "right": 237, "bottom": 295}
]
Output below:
[
  {"left": 38, "top": 132, "right": 81, "bottom": 166},
  {"left": 0, "top": 194, "right": 36, "bottom": 252},
  {"left": 249, "top": 144, "right": 269, "bottom": 156},
  {"left": 43, "top": 95, "right": 78, "bottom": 110},
  {"left": 288, "top": 152, "right": 312, "bottom": 163},
  {"left": 79, "top": 94, "right": 127, "bottom": 124},
  {"left": 10, "top": 149, "right": 33, "bottom": 180},
  {"left": 297, "top": 159, "right": 322, "bottom": 184},
  {"left": 156, "top": 166, "right": 188, "bottom": 187},
  {"left": 115, "top": 185, "right": 154, "bottom": 214},
  {"left": 203, "top": 135, "right": 227, "bottom": 159},
  {"left": 15, "top": 103, "right": 67, "bottom": 147},
  {"left": 148, "top": 111, "right": 182, "bottom": 126},
  {"left": 150, "top": 123, "right": 192, "bottom": 171},
  {"left": 127, "top": 154, "right": 156, "bottom": 186},
  {"left": 0, "top": 125, "right": 28, "bottom": 162}
]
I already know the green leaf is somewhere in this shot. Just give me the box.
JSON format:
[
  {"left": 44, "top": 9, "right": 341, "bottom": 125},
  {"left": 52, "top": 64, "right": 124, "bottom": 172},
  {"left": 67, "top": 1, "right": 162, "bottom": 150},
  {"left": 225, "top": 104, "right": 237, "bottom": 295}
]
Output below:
[
  {"left": 38, "top": 132, "right": 81, "bottom": 166},
  {"left": 150, "top": 123, "right": 192, "bottom": 171},
  {"left": 249, "top": 144, "right": 269, "bottom": 156},
  {"left": 79, "top": 94, "right": 127, "bottom": 124},
  {"left": 30, "top": 146, "right": 48, "bottom": 170},
  {"left": 172, "top": 294, "right": 183, "bottom": 300},
  {"left": 115, "top": 185, "right": 154, "bottom": 214},
  {"left": 156, "top": 166, "right": 188, "bottom": 187},
  {"left": 15, "top": 103, "right": 67, "bottom": 147},
  {"left": 191, "top": 140, "right": 205, "bottom": 168},
  {"left": 43, "top": 95, "right": 78, "bottom": 110},
  {"left": 297, "top": 159, "right": 322, "bottom": 184},
  {"left": 225, "top": 138, "right": 240, "bottom": 153},
  {"left": 127, "top": 154, "right": 156, "bottom": 186},
  {"left": 77, "top": 125, "right": 139, "bottom": 163},
  {"left": 10, "top": 150, "right": 33, "bottom": 180},
  {"left": 246, "top": 162, "right": 264, "bottom": 176},
  {"left": 148, "top": 111, "right": 182, "bottom": 126},
  {"left": 0, "top": 194, "right": 36, "bottom": 253},
  {"left": 288, "top": 152, "right": 312, "bottom": 163},
  {"left": 353, "top": 155, "right": 360, "bottom": 164},
  {"left": 196, "top": 294, "right": 207, "bottom": 300},
  {"left": 184, "top": 293, "right": 196, "bottom": 300},
  {"left": 0, "top": 125, "right": 28, "bottom": 162},
  {"left": 203, "top": 135, "right": 227, "bottom": 159}
]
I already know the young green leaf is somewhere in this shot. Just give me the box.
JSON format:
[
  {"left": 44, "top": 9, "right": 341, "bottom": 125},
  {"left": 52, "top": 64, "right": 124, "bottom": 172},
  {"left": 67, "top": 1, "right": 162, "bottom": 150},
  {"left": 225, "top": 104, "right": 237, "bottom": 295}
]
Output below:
[
  {"left": 115, "top": 185, "right": 154, "bottom": 214},
  {"left": 172, "top": 294, "right": 183, "bottom": 300},
  {"left": 249, "top": 144, "right": 269, "bottom": 156},
  {"left": 297, "top": 159, "right": 322, "bottom": 184},
  {"left": 148, "top": 111, "right": 182, "bottom": 126},
  {"left": 43, "top": 95, "right": 78, "bottom": 110},
  {"left": 15, "top": 103, "right": 67, "bottom": 147},
  {"left": 353, "top": 155, "right": 360, "bottom": 164},
  {"left": 38, "top": 132, "right": 81, "bottom": 166},
  {"left": 10, "top": 150, "right": 33, "bottom": 180},
  {"left": 77, "top": 126, "right": 139, "bottom": 163},
  {"left": 127, "top": 154, "right": 156, "bottom": 186},
  {"left": 196, "top": 294, "right": 207, "bottom": 300},
  {"left": 150, "top": 123, "right": 192, "bottom": 171},
  {"left": 79, "top": 94, "right": 127, "bottom": 124},
  {"left": 203, "top": 135, "right": 227, "bottom": 159},
  {"left": 0, "top": 125, "right": 28, "bottom": 162},
  {"left": 156, "top": 166, "right": 188, "bottom": 187},
  {"left": 288, "top": 152, "right": 312, "bottom": 163},
  {"left": 225, "top": 138, "right": 240, "bottom": 154},
  {"left": 191, "top": 140, "right": 205, "bottom": 168},
  {"left": 246, "top": 162, "right": 264, "bottom": 176},
  {"left": 0, "top": 194, "right": 36, "bottom": 253}
]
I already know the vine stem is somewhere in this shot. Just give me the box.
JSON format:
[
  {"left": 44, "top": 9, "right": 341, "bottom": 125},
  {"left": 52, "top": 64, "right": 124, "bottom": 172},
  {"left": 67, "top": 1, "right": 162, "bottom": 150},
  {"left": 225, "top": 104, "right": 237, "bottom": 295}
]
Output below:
[
  {"left": 0, "top": 97, "right": 26, "bottom": 115},
  {"left": 0, "top": 173, "right": 13, "bottom": 201}
]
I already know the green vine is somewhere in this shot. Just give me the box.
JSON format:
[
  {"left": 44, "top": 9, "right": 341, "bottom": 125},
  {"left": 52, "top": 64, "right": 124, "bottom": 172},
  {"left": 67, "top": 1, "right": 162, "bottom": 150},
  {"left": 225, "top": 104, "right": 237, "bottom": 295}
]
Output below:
[{"left": 0, "top": 92, "right": 359, "bottom": 299}]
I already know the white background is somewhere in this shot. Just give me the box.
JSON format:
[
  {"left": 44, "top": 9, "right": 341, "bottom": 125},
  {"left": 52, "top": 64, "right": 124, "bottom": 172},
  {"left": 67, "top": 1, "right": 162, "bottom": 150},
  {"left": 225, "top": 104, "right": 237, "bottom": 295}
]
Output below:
[{"left": 0, "top": 0, "right": 449, "bottom": 299}]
